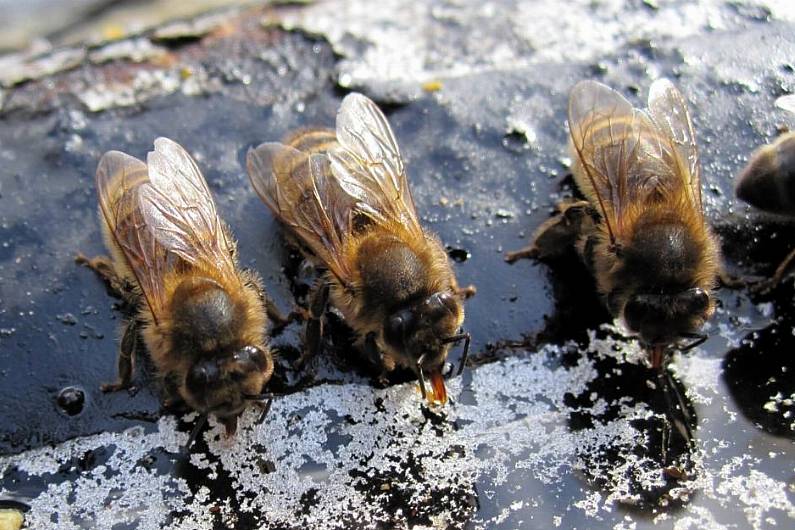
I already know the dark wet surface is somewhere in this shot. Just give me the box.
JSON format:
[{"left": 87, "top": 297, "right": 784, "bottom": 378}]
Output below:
[{"left": 1, "top": 2, "right": 795, "bottom": 529}]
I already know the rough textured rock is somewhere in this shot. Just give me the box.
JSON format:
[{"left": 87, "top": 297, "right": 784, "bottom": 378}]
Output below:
[{"left": 0, "top": 1, "right": 794, "bottom": 529}]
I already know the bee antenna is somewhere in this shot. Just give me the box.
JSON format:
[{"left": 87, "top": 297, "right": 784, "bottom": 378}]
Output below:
[
  {"left": 441, "top": 331, "right": 471, "bottom": 376},
  {"left": 415, "top": 354, "right": 428, "bottom": 400},
  {"left": 678, "top": 332, "right": 708, "bottom": 352},
  {"left": 258, "top": 396, "right": 274, "bottom": 423},
  {"left": 183, "top": 413, "right": 208, "bottom": 453}
]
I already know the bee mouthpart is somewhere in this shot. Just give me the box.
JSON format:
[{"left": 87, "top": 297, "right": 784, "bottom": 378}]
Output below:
[
  {"left": 415, "top": 353, "right": 448, "bottom": 406},
  {"left": 650, "top": 345, "right": 666, "bottom": 371},
  {"left": 221, "top": 416, "right": 238, "bottom": 436}
]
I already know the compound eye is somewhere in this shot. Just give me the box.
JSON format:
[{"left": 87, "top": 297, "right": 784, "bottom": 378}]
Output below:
[
  {"left": 424, "top": 292, "right": 456, "bottom": 319},
  {"left": 233, "top": 346, "right": 267, "bottom": 370},
  {"left": 438, "top": 292, "right": 458, "bottom": 313},
  {"left": 685, "top": 288, "right": 709, "bottom": 314},
  {"left": 385, "top": 310, "right": 414, "bottom": 347}
]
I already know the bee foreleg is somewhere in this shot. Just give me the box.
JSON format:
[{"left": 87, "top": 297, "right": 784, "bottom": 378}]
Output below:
[
  {"left": 363, "top": 331, "right": 385, "bottom": 368},
  {"left": 100, "top": 319, "right": 138, "bottom": 393},
  {"left": 505, "top": 200, "right": 591, "bottom": 263},
  {"left": 297, "top": 282, "right": 329, "bottom": 368}
]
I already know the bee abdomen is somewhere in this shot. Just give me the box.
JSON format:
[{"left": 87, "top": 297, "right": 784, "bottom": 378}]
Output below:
[
  {"left": 283, "top": 128, "right": 338, "bottom": 154},
  {"left": 736, "top": 133, "right": 795, "bottom": 215}
]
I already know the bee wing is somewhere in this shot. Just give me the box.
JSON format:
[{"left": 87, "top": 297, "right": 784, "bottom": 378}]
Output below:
[
  {"left": 247, "top": 142, "right": 356, "bottom": 285},
  {"left": 138, "top": 137, "right": 237, "bottom": 282},
  {"left": 647, "top": 78, "right": 703, "bottom": 211},
  {"left": 328, "top": 93, "right": 423, "bottom": 235},
  {"left": 95, "top": 151, "right": 170, "bottom": 322},
  {"left": 568, "top": 80, "right": 669, "bottom": 240}
]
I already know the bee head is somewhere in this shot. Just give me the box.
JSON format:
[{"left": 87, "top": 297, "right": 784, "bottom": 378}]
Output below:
[
  {"left": 384, "top": 291, "right": 464, "bottom": 371},
  {"left": 182, "top": 345, "right": 273, "bottom": 433},
  {"left": 622, "top": 287, "right": 712, "bottom": 350}
]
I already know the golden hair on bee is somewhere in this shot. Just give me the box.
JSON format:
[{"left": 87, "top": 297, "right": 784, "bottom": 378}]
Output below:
[
  {"left": 247, "top": 93, "right": 475, "bottom": 406},
  {"left": 507, "top": 79, "right": 720, "bottom": 369},
  {"left": 77, "top": 137, "right": 278, "bottom": 445}
]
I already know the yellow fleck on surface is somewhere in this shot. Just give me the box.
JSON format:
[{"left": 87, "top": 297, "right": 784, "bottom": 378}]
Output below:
[
  {"left": 101, "top": 24, "right": 126, "bottom": 41},
  {"left": 421, "top": 80, "right": 443, "bottom": 92},
  {"left": 0, "top": 510, "right": 24, "bottom": 530}
]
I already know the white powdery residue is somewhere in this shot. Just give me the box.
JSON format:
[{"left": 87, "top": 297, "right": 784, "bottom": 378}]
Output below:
[
  {"left": 20, "top": 468, "right": 190, "bottom": 530},
  {"left": 587, "top": 324, "right": 646, "bottom": 367},
  {"left": 675, "top": 355, "right": 722, "bottom": 405},
  {"left": 78, "top": 69, "right": 182, "bottom": 112},
  {"left": 278, "top": 0, "right": 787, "bottom": 90},
  {"left": 1, "top": 331, "right": 792, "bottom": 528},
  {"left": 756, "top": 302, "right": 775, "bottom": 318},
  {"left": 574, "top": 490, "right": 603, "bottom": 518},
  {"left": 716, "top": 470, "right": 795, "bottom": 529},
  {"left": 674, "top": 505, "right": 727, "bottom": 530},
  {"left": 613, "top": 515, "right": 637, "bottom": 530},
  {"left": 87, "top": 38, "right": 168, "bottom": 64},
  {"left": 505, "top": 115, "right": 538, "bottom": 147},
  {"left": 717, "top": 321, "right": 744, "bottom": 349}
]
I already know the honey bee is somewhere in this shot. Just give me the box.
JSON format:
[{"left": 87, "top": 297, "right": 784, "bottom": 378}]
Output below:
[
  {"left": 507, "top": 79, "right": 720, "bottom": 370},
  {"left": 735, "top": 131, "right": 795, "bottom": 291},
  {"left": 77, "top": 137, "right": 277, "bottom": 444},
  {"left": 246, "top": 93, "right": 475, "bottom": 405}
]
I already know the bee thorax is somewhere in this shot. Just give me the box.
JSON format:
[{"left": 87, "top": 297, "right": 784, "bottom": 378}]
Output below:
[
  {"left": 357, "top": 236, "right": 427, "bottom": 311},
  {"left": 170, "top": 277, "right": 244, "bottom": 355}
]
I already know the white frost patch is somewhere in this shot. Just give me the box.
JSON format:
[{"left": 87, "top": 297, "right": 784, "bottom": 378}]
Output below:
[{"left": 1, "top": 336, "right": 793, "bottom": 529}]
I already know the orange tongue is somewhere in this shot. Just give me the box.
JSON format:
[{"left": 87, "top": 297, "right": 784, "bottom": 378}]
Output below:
[
  {"left": 428, "top": 370, "right": 448, "bottom": 405},
  {"left": 651, "top": 345, "right": 665, "bottom": 370}
]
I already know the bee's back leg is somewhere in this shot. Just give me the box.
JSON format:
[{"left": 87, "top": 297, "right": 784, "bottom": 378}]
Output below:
[
  {"left": 505, "top": 200, "right": 591, "bottom": 263},
  {"left": 296, "top": 282, "right": 329, "bottom": 368},
  {"left": 75, "top": 253, "right": 133, "bottom": 301},
  {"left": 749, "top": 247, "right": 795, "bottom": 294},
  {"left": 101, "top": 319, "right": 138, "bottom": 393},
  {"left": 75, "top": 253, "right": 116, "bottom": 283}
]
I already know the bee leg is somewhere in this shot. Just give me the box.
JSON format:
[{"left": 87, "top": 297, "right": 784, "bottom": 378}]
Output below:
[
  {"left": 456, "top": 285, "right": 477, "bottom": 299},
  {"left": 296, "top": 282, "right": 329, "bottom": 369},
  {"left": 750, "top": 247, "right": 795, "bottom": 294},
  {"left": 76, "top": 253, "right": 127, "bottom": 297},
  {"left": 363, "top": 331, "right": 385, "bottom": 368},
  {"left": 264, "top": 297, "right": 296, "bottom": 335},
  {"left": 100, "top": 319, "right": 138, "bottom": 393},
  {"left": 161, "top": 373, "right": 188, "bottom": 412},
  {"left": 504, "top": 200, "right": 591, "bottom": 263}
]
